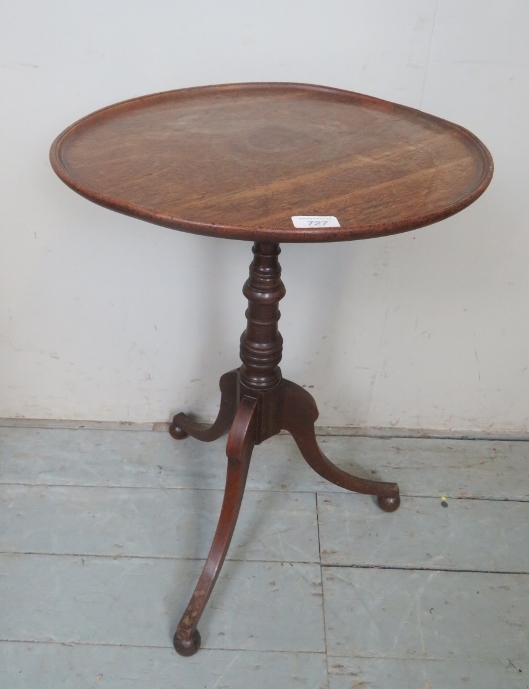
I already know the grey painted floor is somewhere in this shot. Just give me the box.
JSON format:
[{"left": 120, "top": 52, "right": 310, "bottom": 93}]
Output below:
[{"left": 1, "top": 426, "right": 528, "bottom": 688}]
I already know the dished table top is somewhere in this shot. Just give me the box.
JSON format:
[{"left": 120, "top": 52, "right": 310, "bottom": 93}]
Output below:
[{"left": 50, "top": 82, "right": 493, "bottom": 243}]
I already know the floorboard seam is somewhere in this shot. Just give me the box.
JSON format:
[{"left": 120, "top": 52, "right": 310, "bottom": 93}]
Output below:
[
  {"left": 321, "top": 564, "right": 529, "bottom": 575},
  {"left": 397, "top": 494, "right": 529, "bottom": 502},
  {"left": 4, "top": 552, "right": 524, "bottom": 574},
  {"left": 0, "top": 551, "right": 320, "bottom": 564},
  {"left": 0, "top": 481, "right": 328, "bottom": 494},
  {"left": 314, "top": 492, "right": 331, "bottom": 688},
  {"left": 2, "top": 482, "right": 528, "bottom": 502},
  {"left": 0, "top": 639, "right": 327, "bottom": 654},
  {"left": 326, "top": 654, "right": 525, "bottom": 662}
]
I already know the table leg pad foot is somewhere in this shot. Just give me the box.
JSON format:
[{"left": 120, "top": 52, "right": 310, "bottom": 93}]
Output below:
[
  {"left": 169, "top": 370, "right": 238, "bottom": 443},
  {"left": 173, "top": 629, "right": 201, "bottom": 657},
  {"left": 169, "top": 423, "right": 188, "bottom": 440},
  {"left": 377, "top": 494, "right": 401, "bottom": 512}
]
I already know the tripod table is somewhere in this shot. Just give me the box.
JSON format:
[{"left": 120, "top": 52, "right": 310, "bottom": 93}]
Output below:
[{"left": 50, "top": 82, "right": 493, "bottom": 656}]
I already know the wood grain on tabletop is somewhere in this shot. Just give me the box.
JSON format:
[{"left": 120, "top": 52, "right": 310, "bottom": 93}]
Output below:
[{"left": 50, "top": 82, "right": 493, "bottom": 242}]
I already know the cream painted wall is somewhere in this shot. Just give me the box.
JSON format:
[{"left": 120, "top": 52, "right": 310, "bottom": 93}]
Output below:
[{"left": 1, "top": 0, "right": 528, "bottom": 432}]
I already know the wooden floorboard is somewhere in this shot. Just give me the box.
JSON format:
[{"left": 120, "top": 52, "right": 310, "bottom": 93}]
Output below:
[
  {"left": 0, "top": 485, "right": 319, "bottom": 563},
  {"left": 318, "top": 493, "right": 529, "bottom": 572},
  {"left": 1, "top": 428, "right": 528, "bottom": 499},
  {"left": 0, "top": 642, "right": 328, "bottom": 689}
]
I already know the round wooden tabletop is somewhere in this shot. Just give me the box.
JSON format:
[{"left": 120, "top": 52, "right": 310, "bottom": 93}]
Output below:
[{"left": 50, "top": 82, "right": 493, "bottom": 243}]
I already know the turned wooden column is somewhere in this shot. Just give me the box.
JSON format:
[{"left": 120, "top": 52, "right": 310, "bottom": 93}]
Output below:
[
  {"left": 239, "top": 241, "right": 286, "bottom": 391},
  {"left": 238, "top": 242, "right": 286, "bottom": 442}
]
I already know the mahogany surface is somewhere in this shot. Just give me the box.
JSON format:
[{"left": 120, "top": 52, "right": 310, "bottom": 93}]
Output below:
[
  {"left": 174, "top": 395, "right": 258, "bottom": 657},
  {"left": 50, "top": 83, "right": 493, "bottom": 657},
  {"left": 50, "top": 82, "right": 493, "bottom": 243}
]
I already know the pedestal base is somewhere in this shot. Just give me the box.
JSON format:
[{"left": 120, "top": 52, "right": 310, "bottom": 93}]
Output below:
[{"left": 169, "top": 368, "right": 400, "bottom": 656}]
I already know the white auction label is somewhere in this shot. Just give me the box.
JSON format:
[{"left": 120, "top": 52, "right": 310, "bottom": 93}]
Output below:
[{"left": 291, "top": 215, "right": 340, "bottom": 228}]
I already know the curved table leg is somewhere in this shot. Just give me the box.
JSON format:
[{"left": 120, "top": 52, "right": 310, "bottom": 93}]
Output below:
[
  {"left": 280, "top": 380, "right": 400, "bottom": 512},
  {"left": 169, "top": 369, "right": 238, "bottom": 442},
  {"left": 173, "top": 395, "right": 257, "bottom": 656}
]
